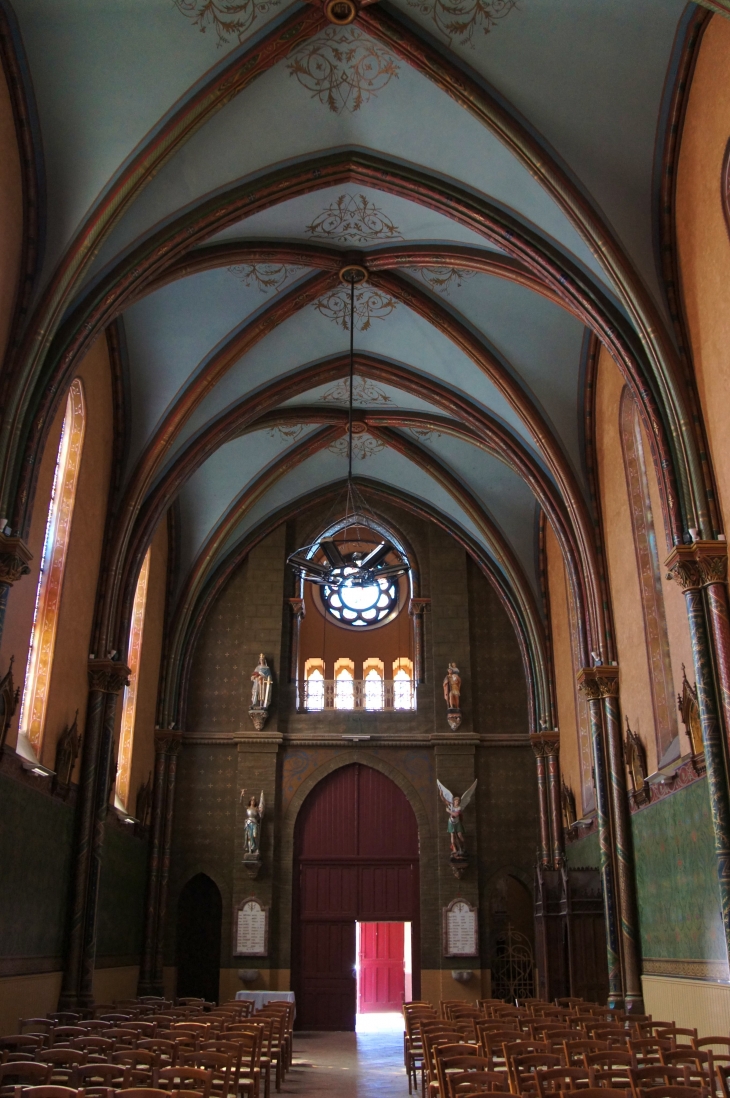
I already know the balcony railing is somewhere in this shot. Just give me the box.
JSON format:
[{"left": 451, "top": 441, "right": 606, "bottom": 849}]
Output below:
[{"left": 299, "top": 678, "right": 416, "bottom": 712}]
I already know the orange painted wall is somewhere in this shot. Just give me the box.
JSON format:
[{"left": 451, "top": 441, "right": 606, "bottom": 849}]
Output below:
[
  {"left": 126, "top": 518, "right": 168, "bottom": 811},
  {"left": 545, "top": 521, "right": 583, "bottom": 814},
  {"left": 595, "top": 346, "right": 694, "bottom": 773},
  {"left": 0, "top": 333, "right": 114, "bottom": 772},
  {"left": 676, "top": 15, "right": 730, "bottom": 535},
  {"left": 0, "top": 54, "right": 23, "bottom": 367}
]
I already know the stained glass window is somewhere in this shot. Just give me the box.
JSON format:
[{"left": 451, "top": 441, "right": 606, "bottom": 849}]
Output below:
[{"left": 115, "top": 548, "right": 151, "bottom": 812}]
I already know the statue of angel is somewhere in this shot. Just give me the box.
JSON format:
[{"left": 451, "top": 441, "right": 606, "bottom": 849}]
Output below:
[
  {"left": 437, "top": 778, "right": 477, "bottom": 856},
  {"left": 241, "top": 789, "right": 265, "bottom": 856}
]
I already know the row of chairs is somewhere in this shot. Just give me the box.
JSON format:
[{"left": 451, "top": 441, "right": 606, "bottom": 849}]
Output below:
[
  {"left": 403, "top": 996, "right": 730, "bottom": 1098},
  {"left": 0, "top": 995, "right": 294, "bottom": 1098}
]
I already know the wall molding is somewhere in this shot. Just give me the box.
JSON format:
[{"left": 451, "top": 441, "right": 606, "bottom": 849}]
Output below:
[{"left": 643, "top": 957, "right": 730, "bottom": 981}]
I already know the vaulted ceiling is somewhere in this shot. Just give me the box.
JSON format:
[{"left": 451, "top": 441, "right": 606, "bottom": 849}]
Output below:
[{"left": 7, "top": 0, "right": 700, "bottom": 703}]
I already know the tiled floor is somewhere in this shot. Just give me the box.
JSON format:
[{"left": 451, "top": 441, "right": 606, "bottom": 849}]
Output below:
[{"left": 285, "top": 1014, "right": 408, "bottom": 1097}]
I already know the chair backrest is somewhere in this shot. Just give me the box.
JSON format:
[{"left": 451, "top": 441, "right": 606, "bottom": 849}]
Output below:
[
  {"left": 112, "top": 1051, "right": 159, "bottom": 1070},
  {"left": 634, "top": 1088, "right": 709, "bottom": 1098},
  {"left": 0, "top": 1037, "right": 47, "bottom": 1051},
  {"left": 79, "top": 1023, "right": 111, "bottom": 1034},
  {"left": 533, "top": 1066, "right": 590, "bottom": 1096},
  {"left": 18, "top": 1023, "right": 55, "bottom": 1038},
  {"left": 585, "top": 1052, "right": 635, "bottom": 1069},
  {"left": 75, "top": 1063, "right": 125, "bottom": 1084},
  {"left": 511, "top": 1052, "right": 562, "bottom": 1092},
  {"left": 448, "top": 1070, "right": 509, "bottom": 1097},
  {"left": 157, "top": 1065, "right": 212, "bottom": 1098},
  {"left": 0, "top": 1062, "right": 53, "bottom": 1085},
  {"left": 15, "top": 1087, "right": 84, "bottom": 1098},
  {"left": 38, "top": 1051, "right": 86, "bottom": 1067}
]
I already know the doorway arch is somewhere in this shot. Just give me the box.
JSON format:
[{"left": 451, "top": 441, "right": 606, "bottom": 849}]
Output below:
[
  {"left": 176, "top": 873, "right": 222, "bottom": 1004},
  {"left": 292, "top": 762, "right": 420, "bottom": 1029}
]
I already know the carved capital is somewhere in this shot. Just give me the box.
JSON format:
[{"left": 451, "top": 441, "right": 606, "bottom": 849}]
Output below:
[
  {"left": 530, "top": 731, "right": 560, "bottom": 758},
  {"left": 665, "top": 542, "right": 727, "bottom": 590},
  {"left": 154, "top": 729, "right": 183, "bottom": 755},
  {"left": 87, "top": 659, "right": 130, "bottom": 694},
  {"left": 577, "top": 666, "right": 619, "bottom": 700},
  {"left": 0, "top": 534, "right": 32, "bottom": 586},
  {"left": 409, "top": 597, "right": 431, "bottom": 617},
  {"left": 286, "top": 597, "right": 306, "bottom": 620}
]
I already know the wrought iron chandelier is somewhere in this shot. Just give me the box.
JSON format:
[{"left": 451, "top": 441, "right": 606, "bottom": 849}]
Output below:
[{"left": 286, "top": 264, "right": 410, "bottom": 593}]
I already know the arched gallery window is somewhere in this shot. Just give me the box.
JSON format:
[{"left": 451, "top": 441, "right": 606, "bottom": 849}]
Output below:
[
  {"left": 393, "top": 657, "right": 414, "bottom": 710},
  {"left": 115, "top": 548, "right": 151, "bottom": 812},
  {"left": 18, "top": 379, "right": 86, "bottom": 760},
  {"left": 334, "top": 658, "right": 355, "bottom": 709},
  {"left": 619, "top": 386, "right": 678, "bottom": 763},
  {"left": 363, "top": 659, "right": 385, "bottom": 710},
  {"left": 304, "top": 659, "right": 325, "bottom": 711}
]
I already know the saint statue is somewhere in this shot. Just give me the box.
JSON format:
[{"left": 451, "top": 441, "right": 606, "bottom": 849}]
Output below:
[
  {"left": 437, "top": 778, "right": 477, "bottom": 857},
  {"left": 250, "top": 654, "right": 273, "bottom": 710},
  {"left": 443, "top": 663, "right": 461, "bottom": 710},
  {"left": 241, "top": 789, "right": 265, "bottom": 856}
]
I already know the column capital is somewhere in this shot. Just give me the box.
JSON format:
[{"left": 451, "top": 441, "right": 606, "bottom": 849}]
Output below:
[
  {"left": 409, "top": 597, "right": 431, "bottom": 616},
  {"left": 154, "top": 729, "right": 183, "bottom": 754},
  {"left": 665, "top": 541, "right": 727, "bottom": 590},
  {"left": 285, "top": 596, "right": 306, "bottom": 620},
  {"left": 87, "top": 658, "right": 130, "bottom": 694},
  {"left": 577, "top": 666, "right": 620, "bottom": 699},
  {"left": 0, "top": 533, "right": 32, "bottom": 585},
  {"left": 530, "top": 730, "right": 560, "bottom": 757}
]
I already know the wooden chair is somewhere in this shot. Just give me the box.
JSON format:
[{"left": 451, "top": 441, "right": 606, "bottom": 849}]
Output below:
[
  {"left": 76, "top": 1026, "right": 110, "bottom": 1037},
  {"left": 115, "top": 1090, "right": 170, "bottom": 1098},
  {"left": 178, "top": 1052, "right": 233, "bottom": 1098},
  {"left": 423, "top": 1037, "right": 472, "bottom": 1098},
  {"left": 448, "top": 1069, "right": 509, "bottom": 1097},
  {"left": 68, "top": 1040, "right": 114, "bottom": 1064},
  {"left": 657, "top": 1030, "right": 699, "bottom": 1050},
  {"left": 17, "top": 1024, "right": 55, "bottom": 1041},
  {"left": 13, "top": 1088, "right": 86, "bottom": 1098},
  {"left": 156, "top": 1066, "right": 212, "bottom": 1098},
  {"left": 111, "top": 1051, "right": 160, "bottom": 1077},
  {"left": 0, "top": 1061, "right": 53, "bottom": 1096},
  {"left": 629, "top": 1065, "right": 708, "bottom": 1098},
  {"left": 434, "top": 1050, "right": 488, "bottom": 1098},
  {"left": 713, "top": 1064, "right": 730, "bottom": 1098},
  {"left": 636, "top": 1089, "right": 709, "bottom": 1098},
  {"left": 48, "top": 1034, "right": 86, "bottom": 1049},
  {"left": 660, "top": 1050, "right": 712, "bottom": 1083},
  {"left": 533, "top": 1066, "right": 591, "bottom": 1095},
  {"left": 37, "top": 1051, "right": 87, "bottom": 1086},
  {"left": 0, "top": 1039, "right": 48, "bottom": 1056},
  {"left": 510, "top": 1053, "right": 562, "bottom": 1094}
]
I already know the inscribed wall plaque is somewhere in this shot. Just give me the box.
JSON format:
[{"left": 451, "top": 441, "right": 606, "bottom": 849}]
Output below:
[
  {"left": 443, "top": 898, "right": 478, "bottom": 957},
  {"left": 234, "top": 897, "right": 268, "bottom": 956}
]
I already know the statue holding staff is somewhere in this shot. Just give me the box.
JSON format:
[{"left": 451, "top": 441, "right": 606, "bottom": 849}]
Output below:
[{"left": 241, "top": 789, "right": 265, "bottom": 855}]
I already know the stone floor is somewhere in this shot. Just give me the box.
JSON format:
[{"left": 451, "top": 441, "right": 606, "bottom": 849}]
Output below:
[{"left": 283, "top": 1014, "right": 409, "bottom": 1098}]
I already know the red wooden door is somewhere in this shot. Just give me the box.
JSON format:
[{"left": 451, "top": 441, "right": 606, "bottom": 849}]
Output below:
[
  {"left": 292, "top": 764, "right": 420, "bottom": 1029},
  {"left": 358, "top": 922, "right": 405, "bottom": 1012}
]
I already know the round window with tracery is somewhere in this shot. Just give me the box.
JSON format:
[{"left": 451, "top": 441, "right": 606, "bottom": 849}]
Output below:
[{"left": 323, "top": 566, "right": 399, "bottom": 627}]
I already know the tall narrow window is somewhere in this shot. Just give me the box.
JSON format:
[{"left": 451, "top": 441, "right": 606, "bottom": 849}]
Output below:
[
  {"left": 619, "top": 387, "right": 679, "bottom": 763},
  {"left": 115, "top": 548, "right": 151, "bottom": 812},
  {"left": 18, "top": 379, "right": 85, "bottom": 761},
  {"left": 334, "top": 658, "right": 355, "bottom": 710}
]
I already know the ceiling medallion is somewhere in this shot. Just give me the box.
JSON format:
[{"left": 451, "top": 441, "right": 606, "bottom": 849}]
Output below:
[
  {"left": 411, "top": 267, "right": 477, "bottom": 295},
  {"left": 174, "top": 0, "right": 279, "bottom": 45},
  {"left": 324, "top": 0, "right": 357, "bottom": 23},
  {"left": 405, "top": 0, "right": 517, "bottom": 46},
  {"left": 321, "top": 376, "right": 393, "bottom": 406},
  {"left": 314, "top": 284, "right": 396, "bottom": 331},
  {"left": 287, "top": 27, "right": 399, "bottom": 114},
  {"left": 228, "top": 263, "right": 304, "bottom": 292},
  {"left": 306, "top": 193, "right": 402, "bottom": 243}
]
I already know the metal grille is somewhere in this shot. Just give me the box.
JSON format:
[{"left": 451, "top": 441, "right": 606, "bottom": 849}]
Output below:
[{"left": 490, "top": 923, "right": 535, "bottom": 1002}]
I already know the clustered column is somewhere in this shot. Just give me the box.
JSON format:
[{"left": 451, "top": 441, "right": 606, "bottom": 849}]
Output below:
[
  {"left": 138, "top": 730, "right": 182, "bottom": 997},
  {"left": 530, "top": 731, "right": 563, "bottom": 869},
  {"left": 0, "top": 532, "right": 32, "bottom": 644},
  {"left": 577, "top": 667, "right": 642, "bottom": 1013},
  {"left": 60, "top": 658, "right": 130, "bottom": 1009},
  {"left": 666, "top": 542, "right": 730, "bottom": 961}
]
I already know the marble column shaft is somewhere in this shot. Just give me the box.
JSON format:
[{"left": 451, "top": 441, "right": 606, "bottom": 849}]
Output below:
[
  {"left": 138, "top": 734, "right": 171, "bottom": 995},
  {"left": 0, "top": 533, "right": 32, "bottom": 646}
]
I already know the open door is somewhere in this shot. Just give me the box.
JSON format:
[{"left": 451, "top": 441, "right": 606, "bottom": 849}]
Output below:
[{"left": 358, "top": 922, "right": 405, "bottom": 1013}]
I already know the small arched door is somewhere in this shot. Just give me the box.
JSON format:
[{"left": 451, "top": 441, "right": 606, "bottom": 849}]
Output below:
[
  {"left": 292, "top": 763, "right": 420, "bottom": 1029},
  {"left": 176, "top": 873, "right": 222, "bottom": 1004}
]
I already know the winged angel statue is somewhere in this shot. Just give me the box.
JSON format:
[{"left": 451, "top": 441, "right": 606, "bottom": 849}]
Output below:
[
  {"left": 437, "top": 779, "right": 477, "bottom": 856},
  {"left": 242, "top": 789, "right": 265, "bottom": 856}
]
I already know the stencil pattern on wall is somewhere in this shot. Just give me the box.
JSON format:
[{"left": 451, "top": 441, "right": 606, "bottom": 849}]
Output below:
[
  {"left": 406, "top": 0, "right": 517, "bottom": 46},
  {"left": 174, "top": 0, "right": 279, "bottom": 44},
  {"left": 327, "top": 434, "right": 384, "bottom": 460},
  {"left": 306, "top": 193, "right": 402, "bottom": 243},
  {"left": 287, "top": 27, "right": 399, "bottom": 113},
  {"left": 410, "top": 267, "right": 477, "bottom": 295},
  {"left": 228, "top": 263, "right": 305, "bottom": 292},
  {"left": 314, "top": 284, "right": 396, "bottom": 331},
  {"left": 321, "top": 376, "right": 393, "bottom": 406}
]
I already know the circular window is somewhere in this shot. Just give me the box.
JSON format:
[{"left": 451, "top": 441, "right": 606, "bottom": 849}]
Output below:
[{"left": 323, "top": 567, "right": 399, "bottom": 627}]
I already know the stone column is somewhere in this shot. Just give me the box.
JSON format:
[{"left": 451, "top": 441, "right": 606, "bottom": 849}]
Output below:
[
  {"left": 577, "top": 670, "right": 623, "bottom": 1010},
  {"left": 410, "top": 598, "right": 431, "bottom": 686},
  {"left": 286, "top": 597, "right": 305, "bottom": 708},
  {"left": 530, "top": 734, "right": 552, "bottom": 868},
  {"left": 138, "top": 733, "right": 170, "bottom": 995},
  {"left": 544, "top": 733, "right": 564, "bottom": 869},
  {"left": 597, "top": 668, "right": 643, "bottom": 1014},
  {"left": 153, "top": 734, "right": 182, "bottom": 992},
  {"left": 0, "top": 532, "right": 32, "bottom": 643},
  {"left": 60, "top": 659, "right": 129, "bottom": 1009},
  {"left": 666, "top": 548, "right": 730, "bottom": 960}
]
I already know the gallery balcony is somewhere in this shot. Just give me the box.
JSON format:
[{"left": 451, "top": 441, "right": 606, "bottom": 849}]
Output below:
[{"left": 297, "top": 677, "right": 416, "bottom": 712}]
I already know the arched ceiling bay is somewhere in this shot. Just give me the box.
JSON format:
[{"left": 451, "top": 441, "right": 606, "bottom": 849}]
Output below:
[{"left": 7, "top": 0, "right": 694, "bottom": 657}]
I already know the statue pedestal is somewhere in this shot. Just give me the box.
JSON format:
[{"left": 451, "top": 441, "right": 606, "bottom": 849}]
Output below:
[
  {"left": 242, "top": 853, "right": 262, "bottom": 879},
  {"left": 446, "top": 708, "right": 462, "bottom": 732},
  {"left": 248, "top": 706, "right": 268, "bottom": 732},
  {"left": 449, "top": 852, "right": 468, "bottom": 879}
]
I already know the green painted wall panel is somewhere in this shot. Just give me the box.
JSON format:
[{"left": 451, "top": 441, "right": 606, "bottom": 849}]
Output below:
[
  {"left": 632, "top": 778, "right": 723, "bottom": 961},
  {"left": 565, "top": 829, "right": 599, "bottom": 870},
  {"left": 0, "top": 774, "right": 74, "bottom": 961},
  {"left": 96, "top": 822, "right": 148, "bottom": 961}
]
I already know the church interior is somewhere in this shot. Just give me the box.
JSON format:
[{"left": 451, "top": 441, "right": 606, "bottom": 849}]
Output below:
[{"left": 5, "top": 0, "right": 730, "bottom": 1091}]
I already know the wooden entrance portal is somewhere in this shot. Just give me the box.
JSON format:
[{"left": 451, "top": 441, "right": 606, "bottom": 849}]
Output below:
[
  {"left": 358, "top": 921, "right": 406, "bottom": 1013},
  {"left": 292, "top": 763, "right": 420, "bottom": 1030}
]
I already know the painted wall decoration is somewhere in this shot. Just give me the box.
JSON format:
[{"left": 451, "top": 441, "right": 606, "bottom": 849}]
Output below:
[
  {"left": 287, "top": 27, "right": 399, "bottom": 114},
  {"left": 632, "top": 778, "right": 725, "bottom": 964},
  {"left": 409, "top": 267, "right": 476, "bottom": 295},
  {"left": 314, "top": 284, "right": 397, "bottom": 331},
  {"left": 228, "top": 264, "right": 305, "bottom": 292},
  {"left": 269, "top": 425, "right": 306, "bottom": 443},
  {"left": 406, "top": 0, "right": 517, "bottom": 46},
  {"left": 620, "top": 386, "right": 679, "bottom": 762},
  {"left": 565, "top": 554, "right": 595, "bottom": 814},
  {"left": 174, "top": 0, "right": 279, "bottom": 44},
  {"left": 306, "top": 193, "right": 402, "bottom": 244},
  {"left": 327, "top": 434, "right": 385, "bottom": 460},
  {"left": 321, "top": 376, "right": 393, "bottom": 406}
]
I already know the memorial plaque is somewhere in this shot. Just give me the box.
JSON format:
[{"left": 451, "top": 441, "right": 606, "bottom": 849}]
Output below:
[
  {"left": 234, "top": 897, "right": 268, "bottom": 956},
  {"left": 443, "top": 898, "right": 478, "bottom": 957}
]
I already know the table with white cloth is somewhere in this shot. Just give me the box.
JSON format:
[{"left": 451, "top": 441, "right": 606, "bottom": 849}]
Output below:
[{"left": 235, "top": 990, "right": 296, "bottom": 1016}]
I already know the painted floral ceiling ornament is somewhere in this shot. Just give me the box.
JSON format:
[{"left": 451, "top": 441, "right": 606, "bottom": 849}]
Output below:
[
  {"left": 287, "top": 26, "right": 399, "bottom": 113},
  {"left": 228, "top": 263, "right": 305, "bottom": 292},
  {"left": 411, "top": 267, "right": 477, "bottom": 295},
  {"left": 314, "top": 284, "right": 396, "bottom": 331},
  {"left": 321, "top": 376, "right": 394, "bottom": 406},
  {"left": 405, "top": 0, "right": 517, "bottom": 46},
  {"left": 269, "top": 424, "right": 306, "bottom": 442},
  {"left": 174, "top": 0, "right": 279, "bottom": 45},
  {"left": 408, "top": 426, "right": 442, "bottom": 443},
  {"left": 306, "top": 192, "right": 402, "bottom": 243},
  {"left": 327, "top": 434, "right": 385, "bottom": 460}
]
